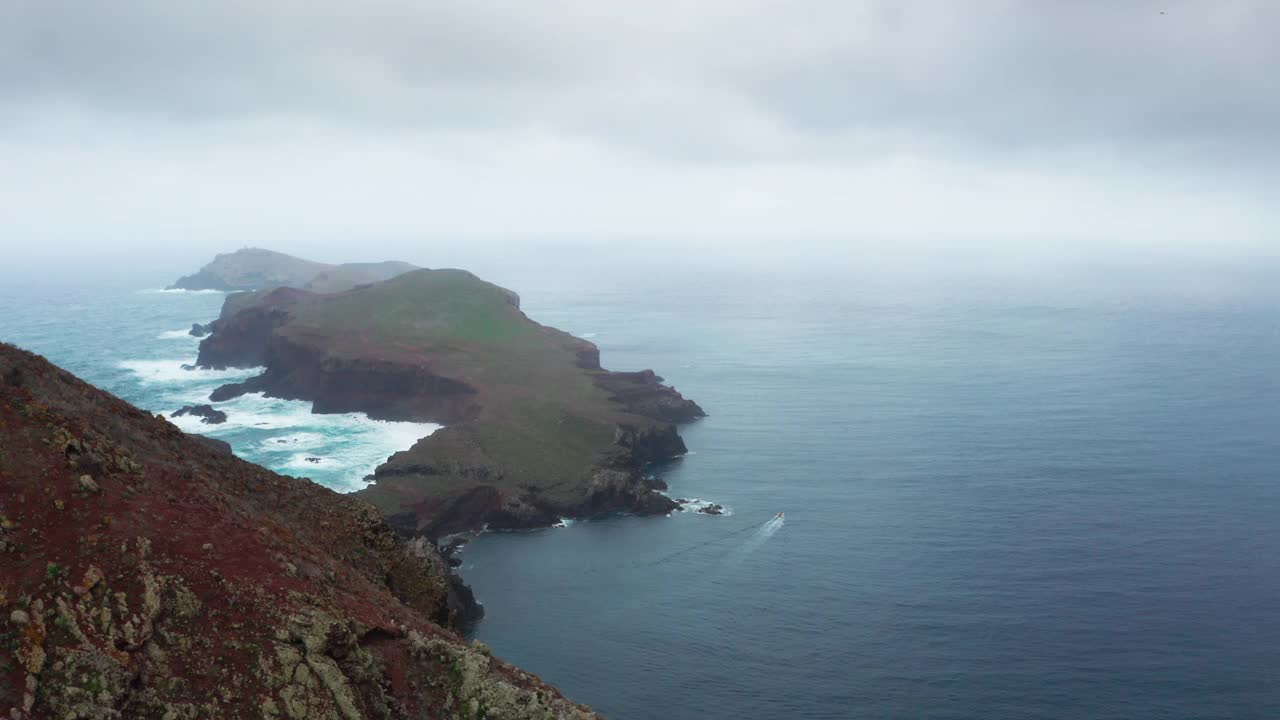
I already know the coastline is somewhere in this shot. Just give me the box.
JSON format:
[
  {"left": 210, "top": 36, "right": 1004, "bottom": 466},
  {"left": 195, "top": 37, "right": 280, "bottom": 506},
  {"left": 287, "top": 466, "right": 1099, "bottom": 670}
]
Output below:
[
  {"left": 185, "top": 268, "right": 705, "bottom": 538},
  {"left": 0, "top": 341, "right": 603, "bottom": 718}
]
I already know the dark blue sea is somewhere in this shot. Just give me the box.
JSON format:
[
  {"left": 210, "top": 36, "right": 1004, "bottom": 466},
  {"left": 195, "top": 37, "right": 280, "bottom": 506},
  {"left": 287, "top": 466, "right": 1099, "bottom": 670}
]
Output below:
[{"left": 3, "top": 253, "right": 1279, "bottom": 719}]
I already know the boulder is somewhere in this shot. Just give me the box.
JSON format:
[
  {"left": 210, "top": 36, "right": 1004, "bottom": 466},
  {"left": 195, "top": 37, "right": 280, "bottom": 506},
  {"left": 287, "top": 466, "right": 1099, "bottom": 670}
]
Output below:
[
  {"left": 171, "top": 404, "right": 228, "bottom": 425},
  {"left": 76, "top": 474, "right": 100, "bottom": 494}
]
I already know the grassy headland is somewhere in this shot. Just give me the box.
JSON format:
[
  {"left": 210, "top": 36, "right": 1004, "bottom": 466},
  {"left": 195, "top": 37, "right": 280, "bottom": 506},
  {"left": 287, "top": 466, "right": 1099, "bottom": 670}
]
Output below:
[{"left": 197, "top": 267, "right": 704, "bottom": 535}]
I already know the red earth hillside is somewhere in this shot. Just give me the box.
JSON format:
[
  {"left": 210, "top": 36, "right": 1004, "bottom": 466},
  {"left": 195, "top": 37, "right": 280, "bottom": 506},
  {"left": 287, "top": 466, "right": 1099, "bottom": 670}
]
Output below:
[{"left": 0, "top": 343, "right": 600, "bottom": 719}]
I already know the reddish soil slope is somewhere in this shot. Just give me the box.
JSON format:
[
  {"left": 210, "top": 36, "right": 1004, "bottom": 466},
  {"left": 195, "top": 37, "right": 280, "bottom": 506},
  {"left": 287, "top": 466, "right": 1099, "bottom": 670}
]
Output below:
[{"left": 0, "top": 343, "right": 599, "bottom": 719}]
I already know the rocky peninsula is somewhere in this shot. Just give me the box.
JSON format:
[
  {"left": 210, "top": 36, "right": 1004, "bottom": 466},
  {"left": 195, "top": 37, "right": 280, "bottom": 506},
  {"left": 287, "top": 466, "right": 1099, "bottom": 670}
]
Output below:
[
  {"left": 189, "top": 260, "right": 704, "bottom": 538},
  {"left": 0, "top": 343, "right": 600, "bottom": 719},
  {"left": 167, "top": 247, "right": 418, "bottom": 293}
]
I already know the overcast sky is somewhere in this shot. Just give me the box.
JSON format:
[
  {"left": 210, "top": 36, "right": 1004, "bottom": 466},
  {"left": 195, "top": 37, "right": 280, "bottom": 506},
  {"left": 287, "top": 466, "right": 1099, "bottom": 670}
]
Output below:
[{"left": 1, "top": 0, "right": 1276, "bottom": 268}]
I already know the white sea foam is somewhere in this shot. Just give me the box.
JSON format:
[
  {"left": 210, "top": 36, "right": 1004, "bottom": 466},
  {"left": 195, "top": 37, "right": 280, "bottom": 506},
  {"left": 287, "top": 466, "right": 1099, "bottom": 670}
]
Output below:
[
  {"left": 168, "top": 385, "right": 233, "bottom": 405},
  {"left": 164, "top": 414, "right": 215, "bottom": 434},
  {"left": 552, "top": 518, "right": 577, "bottom": 529},
  {"left": 673, "top": 497, "right": 733, "bottom": 517},
  {"left": 119, "top": 359, "right": 261, "bottom": 385},
  {"left": 256, "top": 432, "right": 328, "bottom": 452},
  {"left": 282, "top": 453, "right": 342, "bottom": 471},
  {"left": 124, "top": 350, "right": 437, "bottom": 493},
  {"left": 580, "top": 332, "right": 599, "bottom": 339},
  {"left": 157, "top": 328, "right": 201, "bottom": 340},
  {"left": 172, "top": 392, "right": 441, "bottom": 492},
  {"left": 185, "top": 394, "right": 321, "bottom": 432},
  {"left": 137, "top": 288, "right": 227, "bottom": 295}
]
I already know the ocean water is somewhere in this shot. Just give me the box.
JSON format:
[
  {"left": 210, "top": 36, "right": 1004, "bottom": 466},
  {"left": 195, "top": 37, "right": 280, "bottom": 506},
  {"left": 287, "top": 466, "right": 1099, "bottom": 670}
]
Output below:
[
  {"left": 3, "top": 257, "right": 1280, "bottom": 718},
  {"left": 0, "top": 284, "right": 438, "bottom": 492}
]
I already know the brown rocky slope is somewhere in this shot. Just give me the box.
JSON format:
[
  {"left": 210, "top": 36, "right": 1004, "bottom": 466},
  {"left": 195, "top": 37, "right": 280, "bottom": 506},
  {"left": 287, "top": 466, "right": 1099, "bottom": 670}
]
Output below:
[{"left": 0, "top": 343, "right": 600, "bottom": 719}]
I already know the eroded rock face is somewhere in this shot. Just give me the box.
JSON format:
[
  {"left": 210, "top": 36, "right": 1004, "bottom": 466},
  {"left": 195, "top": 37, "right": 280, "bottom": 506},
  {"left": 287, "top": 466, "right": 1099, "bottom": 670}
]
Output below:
[
  {"left": 197, "top": 291, "right": 307, "bottom": 370},
  {"left": 611, "top": 424, "right": 688, "bottom": 466},
  {"left": 0, "top": 343, "right": 598, "bottom": 719},
  {"left": 212, "top": 336, "right": 483, "bottom": 424},
  {"left": 371, "top": 431, "right": 684, "bottom": 539},
  {"left": 594, "top": 370, "right": 705, "bottom": 424}
]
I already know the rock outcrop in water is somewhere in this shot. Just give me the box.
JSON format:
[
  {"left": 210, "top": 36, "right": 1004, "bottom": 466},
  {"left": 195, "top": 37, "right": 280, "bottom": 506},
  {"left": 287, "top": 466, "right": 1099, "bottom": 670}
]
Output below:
[
  {"left": 167, "top": 248, "right": 418, "bottom": 293},
  {"left": 170, "top": 403, "right": 227, "bottom": 424},
  {"left": 194, "top": 267, "right": 704, "bottom": 537},
  {"left": 0, "top": 342, "right": 600, "bottom": 719}
]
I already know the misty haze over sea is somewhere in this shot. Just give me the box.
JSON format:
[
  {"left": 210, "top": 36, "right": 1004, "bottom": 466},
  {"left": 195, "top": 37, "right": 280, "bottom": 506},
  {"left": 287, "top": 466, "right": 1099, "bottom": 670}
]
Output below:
[{"left": 4, "top": 253, "right": 1278, "bottom": 718}]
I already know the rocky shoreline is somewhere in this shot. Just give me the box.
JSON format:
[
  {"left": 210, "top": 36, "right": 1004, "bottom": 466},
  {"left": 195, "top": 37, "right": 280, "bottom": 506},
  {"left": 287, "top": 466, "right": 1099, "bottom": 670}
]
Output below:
[{"left": 186, "top": 266, "right": 704, "bottom": 540}]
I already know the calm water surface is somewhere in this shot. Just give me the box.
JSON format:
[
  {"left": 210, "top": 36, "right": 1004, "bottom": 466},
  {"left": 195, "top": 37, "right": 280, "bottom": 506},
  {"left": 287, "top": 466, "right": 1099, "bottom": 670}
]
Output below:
[{"left": 3, "top": 259, "right": 1278, "bottom": 719}]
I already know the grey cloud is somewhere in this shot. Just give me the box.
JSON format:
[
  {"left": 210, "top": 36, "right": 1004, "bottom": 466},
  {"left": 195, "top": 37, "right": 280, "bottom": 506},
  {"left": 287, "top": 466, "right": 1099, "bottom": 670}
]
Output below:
[
  {"left": 0, "top": 0, "right": 1275, "bottom": 255},
  {"left": 731, "top": 2, "right": 1280, "bottom": 163},
  {"left": 2, "top": 1, "right": 1275, "bottom": 165},
  {"left": 1, "top": 1, "right": 580, "bottom": 126}
]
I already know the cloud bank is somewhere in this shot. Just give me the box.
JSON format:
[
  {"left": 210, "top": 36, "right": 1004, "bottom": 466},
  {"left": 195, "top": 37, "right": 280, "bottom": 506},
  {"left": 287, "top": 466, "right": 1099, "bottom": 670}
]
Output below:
[{"left": 1, "top": 0, "right": 1276, "bottom": 262}]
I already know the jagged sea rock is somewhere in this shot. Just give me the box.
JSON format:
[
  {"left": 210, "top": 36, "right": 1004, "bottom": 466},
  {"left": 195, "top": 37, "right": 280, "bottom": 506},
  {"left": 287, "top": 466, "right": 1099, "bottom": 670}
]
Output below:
[{"left": 170, "top": 404, "right": 227, "bottom": 424}]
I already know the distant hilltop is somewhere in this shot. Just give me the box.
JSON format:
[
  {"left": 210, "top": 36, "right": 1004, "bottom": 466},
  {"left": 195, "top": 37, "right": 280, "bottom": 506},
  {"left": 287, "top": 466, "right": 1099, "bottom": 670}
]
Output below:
[{"left": 167, "top": 247, "right": 419, "bottom": 293}]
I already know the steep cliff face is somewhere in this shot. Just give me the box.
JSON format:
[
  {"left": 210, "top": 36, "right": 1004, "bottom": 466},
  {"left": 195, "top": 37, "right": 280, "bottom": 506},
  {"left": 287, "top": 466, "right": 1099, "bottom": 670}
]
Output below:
[
  {"left": 193, "top": 269, "right": 704, "bottom": 537},
  {"left": 593, "top": 371, "right": 706, "bottom": 424},
  {"left": 370, "top": 423, "right": 688, "bottom": 538},
  {"left": 209, "top": 333, "right": 482, "bottom": 423},
  {"left": 0, "top": 343, "right": 601, "bottom": 719}
]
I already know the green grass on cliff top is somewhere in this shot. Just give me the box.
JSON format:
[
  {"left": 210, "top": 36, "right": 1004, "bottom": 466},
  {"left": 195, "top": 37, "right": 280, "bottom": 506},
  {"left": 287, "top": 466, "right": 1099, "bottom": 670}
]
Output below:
[
  {"left": 293, "top": 269, "right": 534, "bottom": 344},
  {"left": 302, "top": 261, "right": 419, "bottom": 294},
  {"left": 204, "top": 248, "right": 334, "bottom": 287}
]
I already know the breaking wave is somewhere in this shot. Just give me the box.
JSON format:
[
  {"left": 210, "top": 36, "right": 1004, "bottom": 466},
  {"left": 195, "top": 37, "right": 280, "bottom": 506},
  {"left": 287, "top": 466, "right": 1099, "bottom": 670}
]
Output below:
[
  {"left": 163, "top": 392, "right": 440, "bottom": 492},
  {"left": 137, "top": 288, "right": 227, "bottom": 295},
  {"left": 672, "top": 497, "right": 733, "bottom": 517},
  {"left": 118, "top": 359, "right": 260, "bottom": 386},
  {"left": 119, "top": 357, "right": 438, "bottom": 493}
]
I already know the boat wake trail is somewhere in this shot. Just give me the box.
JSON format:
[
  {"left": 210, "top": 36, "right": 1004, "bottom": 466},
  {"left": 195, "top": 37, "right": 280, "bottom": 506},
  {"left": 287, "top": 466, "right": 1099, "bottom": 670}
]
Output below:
[
  {"left": 644, "top": 513, "right": 785, "bottom": 568},
  {"left": 487, "top": 513, "right": 788, "bottom": 593},
  {"left": 734, "top": 515, "right": 785, "bottom": 562},
  {"left": 644, "top": 521, "right": 761, "bottom": 567}
]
